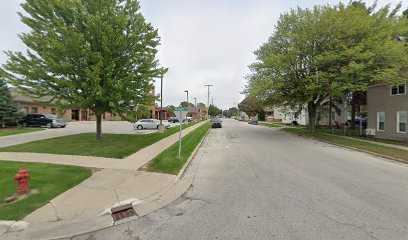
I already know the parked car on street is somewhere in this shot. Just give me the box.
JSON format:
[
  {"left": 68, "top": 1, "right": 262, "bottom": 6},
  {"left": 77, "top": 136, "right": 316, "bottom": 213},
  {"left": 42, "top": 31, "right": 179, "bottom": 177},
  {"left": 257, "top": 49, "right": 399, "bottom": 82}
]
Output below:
[
  {"left": 212, "top": 118, "right": 222, "bottom": 128},
  {"left": 248, "top": 118, "right": 259, "bottom": 125},
  {"left": 19, "top": 113, "right": 67, "bottom": 128},
  {"left": 186, "top": 117, "right": 193, "bottom": 122},
  {"left": 134, "top": 119, "right": 170, "bottom": 130},
  {"left": 168, "top": 117, "right": 179, "bottom": 123}
]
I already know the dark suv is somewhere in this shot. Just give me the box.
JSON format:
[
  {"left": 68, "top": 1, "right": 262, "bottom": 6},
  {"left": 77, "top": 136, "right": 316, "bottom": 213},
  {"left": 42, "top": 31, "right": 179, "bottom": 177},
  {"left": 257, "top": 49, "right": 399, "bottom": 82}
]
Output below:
[
  {"left": 19, "top": 114, "right": 67, "bottom": 128},
  {"left": 168, "top": 117, "right": 179, "bottom": 123}
]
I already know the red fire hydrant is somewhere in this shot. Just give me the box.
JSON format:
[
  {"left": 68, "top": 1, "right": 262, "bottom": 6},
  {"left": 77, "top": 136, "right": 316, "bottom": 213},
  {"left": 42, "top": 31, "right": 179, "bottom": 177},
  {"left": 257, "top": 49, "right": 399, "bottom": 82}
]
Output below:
[{"left": 14, "top": 168, "right": 30, "bottom": 195}]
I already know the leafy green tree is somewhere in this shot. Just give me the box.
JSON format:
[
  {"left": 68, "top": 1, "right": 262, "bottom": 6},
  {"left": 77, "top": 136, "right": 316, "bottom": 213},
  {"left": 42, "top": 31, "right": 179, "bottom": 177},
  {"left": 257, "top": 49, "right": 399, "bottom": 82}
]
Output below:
[
  {"left": 2, "top": 0, "right": 165, "bottom": 140},
  {"left": 166, "top": 105, "right": 175, "bottom": 117},
  {"left": 197, "top": 102, "right": 206, "bottom": 108},
  {"left": 228, "top": 107, "right": 239, "bottom": 117},
  {"left": 179, "top": 101, "right": 194, "bottom": 107},
  {"left": 238, "top": 97, "right": 263, "bottom": 118},
  {"left": 246, "top": 3, "right": 408, "bottom": 133},
  {"left": 208, "top": 104, "right": 222, "bottom": 117},
  {"left": 0, "top": 78, "right": 19, "bottom": 127},
  {"left": 222, "top": 107, "right": 239, "bottom": 118}
]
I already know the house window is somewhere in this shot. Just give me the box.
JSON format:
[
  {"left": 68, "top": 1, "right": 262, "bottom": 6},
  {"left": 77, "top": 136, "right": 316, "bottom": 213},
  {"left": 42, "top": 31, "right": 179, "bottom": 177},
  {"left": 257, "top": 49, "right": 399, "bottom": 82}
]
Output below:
[
  {"left": 397, "top": 111, "right": 407, "bottom": 133},
  {"left": 377, "top": 112, "right": 385, "bottom": 131},
  {"left": 391, "top": 84, "right": 406, "bottom": 95},
  {"left": 21, "top": 107, "right": 28, "bottom": 114},
  {"left": 31, "top": 107, "right": 38, "bottom": 113},
  {"left": 51, "top": 108, "right": 56, "bottom": 115}
]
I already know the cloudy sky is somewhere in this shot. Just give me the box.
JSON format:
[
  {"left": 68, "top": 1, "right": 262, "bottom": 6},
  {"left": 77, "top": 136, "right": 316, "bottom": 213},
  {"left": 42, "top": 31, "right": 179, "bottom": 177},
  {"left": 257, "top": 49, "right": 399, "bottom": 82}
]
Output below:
[{"left": 1, "top": 0, "right": 405, "bottom": 109}]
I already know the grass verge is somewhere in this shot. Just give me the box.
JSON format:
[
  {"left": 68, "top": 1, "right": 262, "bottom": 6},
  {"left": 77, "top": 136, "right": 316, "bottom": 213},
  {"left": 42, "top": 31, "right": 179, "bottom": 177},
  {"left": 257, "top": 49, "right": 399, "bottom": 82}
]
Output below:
[
  {"left": 148, "top": 122, "right": 211, "bottom": 175},
  {"left": 0, "top": 161, "right": 91, "bottom": 220},
  {"left": 281, "top": 127, "right": 408, "bottom": 162},
  {"left": 0, "top": 122, "right": 197, "bottom": 159},
  {"left": 0, "top": 128, "right": 44, "bottom": 137},
  {"left": 259, "top": 122, "right": 287, "bottom": 128}
]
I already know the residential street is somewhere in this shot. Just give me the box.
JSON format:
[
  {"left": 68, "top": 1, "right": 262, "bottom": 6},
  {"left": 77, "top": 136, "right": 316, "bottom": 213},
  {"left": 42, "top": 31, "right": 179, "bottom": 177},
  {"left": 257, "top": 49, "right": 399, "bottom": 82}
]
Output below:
[{"left": 73, "top": 119, "right": 408, "bottom": 240}]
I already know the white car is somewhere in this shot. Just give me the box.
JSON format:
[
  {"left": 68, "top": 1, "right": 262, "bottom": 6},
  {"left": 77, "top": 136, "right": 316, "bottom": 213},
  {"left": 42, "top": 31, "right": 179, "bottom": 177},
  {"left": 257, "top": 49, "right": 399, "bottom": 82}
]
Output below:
[{"left": 133, "top": 119, "right": 170, "bottom": 130}]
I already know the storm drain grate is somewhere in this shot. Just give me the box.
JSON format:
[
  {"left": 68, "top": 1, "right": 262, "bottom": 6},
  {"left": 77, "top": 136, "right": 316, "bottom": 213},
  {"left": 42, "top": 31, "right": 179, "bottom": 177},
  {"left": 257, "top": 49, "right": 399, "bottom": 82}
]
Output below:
[{"left": 111, "top": 204, "right": 137, "bottom": 222}]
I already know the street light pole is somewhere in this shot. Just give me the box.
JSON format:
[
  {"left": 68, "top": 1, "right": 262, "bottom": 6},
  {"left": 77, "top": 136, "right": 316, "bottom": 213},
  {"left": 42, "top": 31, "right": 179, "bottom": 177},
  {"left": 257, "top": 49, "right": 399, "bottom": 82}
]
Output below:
[
  {"left": 160, "top": 74, "right": 163, "bottom": 126},
  {"left": 184, "top": 90, "right": 189, "bottom": 105},
  {"left": 205, "top": 84, "right": 213, "bottom": 119},
  {"left": 194, "top": 97, "right": 197, "bottom": 119}
]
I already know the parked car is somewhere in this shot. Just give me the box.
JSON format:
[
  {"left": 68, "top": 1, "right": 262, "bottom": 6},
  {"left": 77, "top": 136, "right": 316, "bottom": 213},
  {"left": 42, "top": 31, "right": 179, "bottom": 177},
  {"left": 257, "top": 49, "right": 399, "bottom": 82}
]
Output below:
[
  {"left": 248, "top": 118, "right": 259, "bottom": 125},
  {"left": 19, "top": 113, "right": 67, "bottom": 128},
  {"left": 186, "top": 117, "right": 193, "bottom": 122},
  {"left": 168, "top": 117, "right": 179, "bottom": 123},
  {"left": 346, "top": 118, "right": 367, "bottom": 128},
  {"left": 212, "top": 118, "right": 222, "bottom": 128},
  {"left": 134, "top": 119, "right": 170, "bottom": 130}
]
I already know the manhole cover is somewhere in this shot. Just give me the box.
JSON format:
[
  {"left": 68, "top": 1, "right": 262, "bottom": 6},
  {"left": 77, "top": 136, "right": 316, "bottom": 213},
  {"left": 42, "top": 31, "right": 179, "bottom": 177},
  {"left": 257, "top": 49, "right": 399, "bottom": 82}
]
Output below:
[{"left": 111, "top": 204, "right": 137, "bottom": 222}]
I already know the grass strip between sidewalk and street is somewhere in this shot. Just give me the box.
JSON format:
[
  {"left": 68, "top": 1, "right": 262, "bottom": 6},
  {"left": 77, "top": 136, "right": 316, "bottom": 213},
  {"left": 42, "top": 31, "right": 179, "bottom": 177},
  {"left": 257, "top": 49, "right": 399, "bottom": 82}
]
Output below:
[
  {"left": 0, "top": 161, "right": 91, "bottom": 220},
  {"left": 259, "top": 122, "right": 287, "bottom": 128},
  {"left": 0, "top": 122, "right": 197, "bottom": 159},
  {"left": 281, "top": 127, "right": 408, "bottom": 162},
  {"left": 148, "top": 122, "right": 211, "bottom": 175},
  {"left": 0, "top": 128, "right": 44, "bottom": 137}
]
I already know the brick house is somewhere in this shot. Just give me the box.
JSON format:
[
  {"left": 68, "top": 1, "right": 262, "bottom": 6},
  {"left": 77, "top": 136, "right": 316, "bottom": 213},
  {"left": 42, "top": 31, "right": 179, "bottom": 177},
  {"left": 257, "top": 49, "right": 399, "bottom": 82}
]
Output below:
[
  {"left": 188, "top": 107, "right": 208, "bottom": 120},
  {"left": 11, "top": 88, "right": 155, "bottom": 122}
]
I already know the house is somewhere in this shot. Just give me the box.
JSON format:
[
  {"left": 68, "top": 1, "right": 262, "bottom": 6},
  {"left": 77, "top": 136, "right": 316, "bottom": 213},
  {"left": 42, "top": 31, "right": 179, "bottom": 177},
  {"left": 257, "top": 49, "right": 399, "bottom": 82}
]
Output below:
[
  {"left": 187, "top": 107, "right": 208, "bottom": 120},
  {"left": 11, "top": 88, "right": 156, "bottom": 122},
  {"left": 152, "top": 106, "right": 171, "bottom": 121},
  {"left": 281, "top": 107, "right": 309, "bottom": 125},
  {"left": 367, "top": 81, "right": 408, "bottom": 141},
  {"left": 264, "top": 107, "right": 283, "bottom": 122}
]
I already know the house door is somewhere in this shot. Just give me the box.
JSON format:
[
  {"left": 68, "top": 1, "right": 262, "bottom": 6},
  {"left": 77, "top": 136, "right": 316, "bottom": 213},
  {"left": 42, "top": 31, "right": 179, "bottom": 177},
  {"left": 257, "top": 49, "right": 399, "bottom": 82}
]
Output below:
[
  {"left": 71, "top": 110, "right": 80, "bottom": 121},
  {"left": 81, "top": 110, "right": 87, "bottom": 121}
]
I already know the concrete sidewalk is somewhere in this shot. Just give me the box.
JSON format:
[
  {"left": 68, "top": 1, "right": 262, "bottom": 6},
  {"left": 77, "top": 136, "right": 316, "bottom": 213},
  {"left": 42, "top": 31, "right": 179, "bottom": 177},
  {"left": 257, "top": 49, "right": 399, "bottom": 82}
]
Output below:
[
  {"left": 0, "top": 121, "right": 205, "bottom": 170},
  {"left": 0, "top": 121, "right": 206, "bottom": 240}
]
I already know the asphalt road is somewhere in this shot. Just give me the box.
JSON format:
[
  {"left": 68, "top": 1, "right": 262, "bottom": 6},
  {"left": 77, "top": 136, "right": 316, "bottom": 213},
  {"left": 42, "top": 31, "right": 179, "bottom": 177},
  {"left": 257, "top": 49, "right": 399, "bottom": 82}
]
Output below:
[{"left": 73, "top": 119, "right": 408, "bottom": 240}]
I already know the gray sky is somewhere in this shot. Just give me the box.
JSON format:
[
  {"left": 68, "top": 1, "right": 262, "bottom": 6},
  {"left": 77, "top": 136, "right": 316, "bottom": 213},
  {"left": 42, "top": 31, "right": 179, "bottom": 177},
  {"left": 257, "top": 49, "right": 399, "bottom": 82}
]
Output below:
[{"left": 1, "top": 0, "right": 405, "bottom": 109}]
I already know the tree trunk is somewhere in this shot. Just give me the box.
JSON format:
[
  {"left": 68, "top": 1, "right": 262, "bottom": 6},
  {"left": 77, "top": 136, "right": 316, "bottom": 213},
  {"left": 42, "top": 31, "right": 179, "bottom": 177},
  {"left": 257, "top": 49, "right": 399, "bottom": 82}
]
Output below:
[
  {"left": 328, "top": 96, "right": 332, "bottom": 128},
  {"left": 308, "top": 102, "right": 318, "bottom": 135},
  {"left": 96, "top": 114, "right": 102, "bottom": 141},
  {"left": 351, "top": 96, "right": 356, "bottom": 129}
]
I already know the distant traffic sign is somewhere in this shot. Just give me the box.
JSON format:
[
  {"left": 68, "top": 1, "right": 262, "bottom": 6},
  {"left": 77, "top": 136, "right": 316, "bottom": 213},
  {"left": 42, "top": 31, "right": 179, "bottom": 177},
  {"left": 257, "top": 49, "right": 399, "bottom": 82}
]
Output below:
[{"left": 175, "top": 107, "right": 189, "bottom": 111}]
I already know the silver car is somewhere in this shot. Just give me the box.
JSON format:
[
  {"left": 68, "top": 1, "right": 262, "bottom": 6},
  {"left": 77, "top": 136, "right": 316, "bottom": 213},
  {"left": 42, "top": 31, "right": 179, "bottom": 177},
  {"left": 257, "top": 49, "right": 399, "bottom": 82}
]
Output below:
[
  {"left": 44, "top": 114, "right": 68, "bottom": 128},
  {"left": 133, "top": 119, "right": 170, "bottom": 130}
]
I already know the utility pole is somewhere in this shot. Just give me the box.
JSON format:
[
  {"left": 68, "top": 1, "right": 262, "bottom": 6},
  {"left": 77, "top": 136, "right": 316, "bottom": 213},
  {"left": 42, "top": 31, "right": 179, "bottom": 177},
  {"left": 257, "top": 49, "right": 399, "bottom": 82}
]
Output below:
[
  {"left": 194, "top": 97, "right": 197, "bottom": 119},
  {"left": 158, "top": 74, "right": 164, "bottom": 133},
  {"left": 212, "top": 97, "right": 214, "bottom": 106},
  {"left": 205, "top": 84, "right": 213, "bottom": 119}
]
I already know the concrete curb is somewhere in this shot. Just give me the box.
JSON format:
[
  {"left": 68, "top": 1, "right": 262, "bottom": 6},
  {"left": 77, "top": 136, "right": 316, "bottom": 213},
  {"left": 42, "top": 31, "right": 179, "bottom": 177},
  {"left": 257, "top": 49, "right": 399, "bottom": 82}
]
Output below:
[
  {"left": 176, "top": 122, "right": 211, "bottom": 179},
  {"left": 281, "top": 129, "right": 408, "bottom": 165}
]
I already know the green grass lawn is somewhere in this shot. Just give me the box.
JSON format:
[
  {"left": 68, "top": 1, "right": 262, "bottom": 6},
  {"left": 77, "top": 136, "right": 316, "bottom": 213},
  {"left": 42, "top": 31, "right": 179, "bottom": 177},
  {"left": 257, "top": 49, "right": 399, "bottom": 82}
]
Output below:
[
  {"left": 148, "top": 122, "right": 211, "bottom": 175},
  {"left": 259, "top": 122, "right": 287, "bottom": 128},
  {"left": 281, "top": 127, "right": 408, "bottom": 162},
  {"left": 316, "top": 128, "right": 408, "bottom": 148},
  {"left": 0, "top": 161, "right": 91, "bottom": 220},
  {"left": 0, "top": 122, "right": 198, "bottom": 159},
  {"left": 0, "top": 128, "right": 44, "bottom": 137}
]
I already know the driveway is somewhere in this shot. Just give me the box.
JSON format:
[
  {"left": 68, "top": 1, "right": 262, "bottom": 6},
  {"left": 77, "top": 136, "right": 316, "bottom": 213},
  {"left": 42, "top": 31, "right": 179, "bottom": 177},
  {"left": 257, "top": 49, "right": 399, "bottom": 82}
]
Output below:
[
  {"left": 74, "top": 119, "right": 408, "bottom": 240},
  {"left": 0, "top": 121, "right": 179, "bottom": 148}
]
